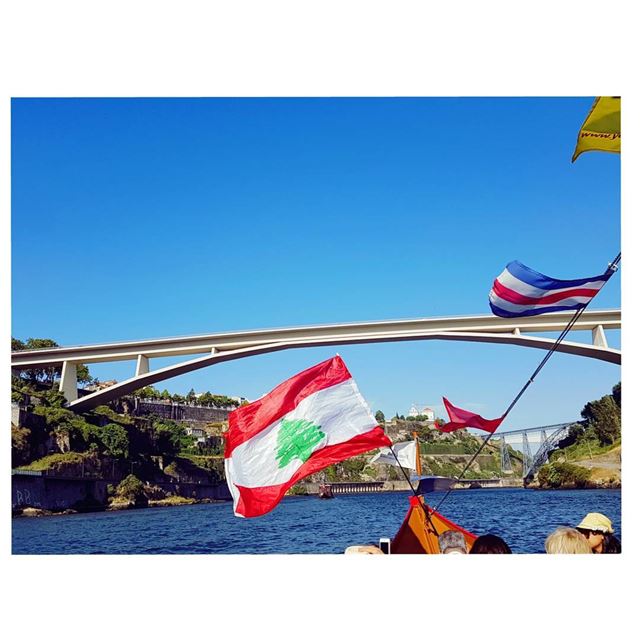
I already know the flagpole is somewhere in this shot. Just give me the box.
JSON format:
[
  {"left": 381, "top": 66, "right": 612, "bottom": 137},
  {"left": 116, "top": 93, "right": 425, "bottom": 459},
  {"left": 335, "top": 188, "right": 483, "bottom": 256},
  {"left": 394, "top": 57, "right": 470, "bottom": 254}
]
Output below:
[
  {"left": 389, "top": 444, "right": 442, "bottom": 537},
  {"left": 434, "top": 252, "right": 620, "bottom": 512}
]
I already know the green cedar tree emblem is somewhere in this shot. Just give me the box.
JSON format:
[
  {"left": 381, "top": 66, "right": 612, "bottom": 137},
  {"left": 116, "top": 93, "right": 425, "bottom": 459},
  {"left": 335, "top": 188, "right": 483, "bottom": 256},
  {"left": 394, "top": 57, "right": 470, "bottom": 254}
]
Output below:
[{"left": 275, "top": 418, "right": 325, "bottom": 468}]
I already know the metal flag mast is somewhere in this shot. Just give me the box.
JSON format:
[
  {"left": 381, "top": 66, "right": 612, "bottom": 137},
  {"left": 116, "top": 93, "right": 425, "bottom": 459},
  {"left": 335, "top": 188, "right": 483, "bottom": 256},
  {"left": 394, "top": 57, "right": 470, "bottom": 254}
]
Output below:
[{"left": 434, "top": 252, "right": 621, "bottom": 512}]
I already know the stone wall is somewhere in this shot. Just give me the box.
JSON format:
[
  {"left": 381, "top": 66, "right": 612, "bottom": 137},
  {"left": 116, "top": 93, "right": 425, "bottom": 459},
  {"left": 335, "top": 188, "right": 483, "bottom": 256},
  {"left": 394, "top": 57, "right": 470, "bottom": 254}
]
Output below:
[
  {"left": 12, "top": 474, "right": 109, "bottom": 511},
  {"left": 11, "top": 474, "right": 232, "bottom": 511},
  {"left": 154, "top": 480, "right": 231, "bottom": 501},
  {"left": 133, "top": 400, "right": 230, "bottom": 425}
]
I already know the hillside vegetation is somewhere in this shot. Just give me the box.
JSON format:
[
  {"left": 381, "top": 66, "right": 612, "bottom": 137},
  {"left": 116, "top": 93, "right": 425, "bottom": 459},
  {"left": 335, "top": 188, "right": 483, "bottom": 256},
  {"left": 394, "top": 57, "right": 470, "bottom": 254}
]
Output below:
[{"left": 535, "top": 382, "right": 621, "bottom": 489}]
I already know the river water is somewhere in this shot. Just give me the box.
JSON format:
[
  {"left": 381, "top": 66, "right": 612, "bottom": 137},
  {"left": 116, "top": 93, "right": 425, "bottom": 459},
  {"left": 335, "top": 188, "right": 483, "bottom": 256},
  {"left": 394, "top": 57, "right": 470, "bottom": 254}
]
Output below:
[{"left": 12, "top": 488, "right": 621, "bottom": 554}]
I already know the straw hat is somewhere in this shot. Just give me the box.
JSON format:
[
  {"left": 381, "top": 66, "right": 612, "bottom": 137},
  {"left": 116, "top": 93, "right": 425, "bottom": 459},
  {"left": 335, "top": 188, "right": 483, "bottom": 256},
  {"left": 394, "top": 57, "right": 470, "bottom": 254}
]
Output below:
[{"left": 577, "top": 512, "right": 614, "bottom": 533}]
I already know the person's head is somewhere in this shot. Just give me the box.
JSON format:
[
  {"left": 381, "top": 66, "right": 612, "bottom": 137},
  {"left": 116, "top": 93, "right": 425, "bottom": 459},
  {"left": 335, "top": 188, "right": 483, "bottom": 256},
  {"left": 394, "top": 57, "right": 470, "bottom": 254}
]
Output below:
[
  {"left": 576, "top": 513, "right": 614, "bottom": 554},
  {"left": 344, "top": 545, "right": 384, "bottom": 554},
  {"left": 438, "top": 529, "right": 468, "bottom": 554},
  {"left": 469, "top": 534, "right": 512, "bottom": 554},
  {"left": 545, "top": 527, "right": 592, "bottom": 554}
]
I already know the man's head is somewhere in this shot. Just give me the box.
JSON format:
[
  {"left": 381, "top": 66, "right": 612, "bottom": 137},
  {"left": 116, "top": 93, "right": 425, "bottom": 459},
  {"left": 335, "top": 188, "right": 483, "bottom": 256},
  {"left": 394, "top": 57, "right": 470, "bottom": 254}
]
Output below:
[{"left": 438, "top": 530, "right": 468, "bottom": 554}]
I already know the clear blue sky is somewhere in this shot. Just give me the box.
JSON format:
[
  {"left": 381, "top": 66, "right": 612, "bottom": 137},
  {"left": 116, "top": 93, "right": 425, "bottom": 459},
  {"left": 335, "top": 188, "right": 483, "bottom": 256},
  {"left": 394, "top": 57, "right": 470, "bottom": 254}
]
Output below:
[{"left": 11, "top": 97, "right": 621, "bottom": 428}]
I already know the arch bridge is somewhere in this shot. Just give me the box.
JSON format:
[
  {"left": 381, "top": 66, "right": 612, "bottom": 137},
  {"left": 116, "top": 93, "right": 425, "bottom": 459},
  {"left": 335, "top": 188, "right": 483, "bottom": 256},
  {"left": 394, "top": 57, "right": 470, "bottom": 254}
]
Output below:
[
  {"left": 489, "top": 423, "right": 576, "bottom": 482},
  {"left": 10, "top": 309, "right": 620, "bottom": 412}
]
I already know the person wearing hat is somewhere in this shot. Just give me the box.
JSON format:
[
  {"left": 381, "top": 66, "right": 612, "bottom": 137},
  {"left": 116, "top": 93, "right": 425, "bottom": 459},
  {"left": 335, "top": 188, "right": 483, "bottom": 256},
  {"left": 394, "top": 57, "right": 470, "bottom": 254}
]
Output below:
[{"left": 576, "top": 513, "right": 621, "bottom": 554}]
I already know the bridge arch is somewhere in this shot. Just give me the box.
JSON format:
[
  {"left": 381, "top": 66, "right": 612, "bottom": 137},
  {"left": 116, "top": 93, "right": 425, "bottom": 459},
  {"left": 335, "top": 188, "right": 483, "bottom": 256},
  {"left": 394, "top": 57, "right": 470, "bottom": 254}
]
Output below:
[{"left": 10, "top": 309, "right": 620, "bottom": 412}]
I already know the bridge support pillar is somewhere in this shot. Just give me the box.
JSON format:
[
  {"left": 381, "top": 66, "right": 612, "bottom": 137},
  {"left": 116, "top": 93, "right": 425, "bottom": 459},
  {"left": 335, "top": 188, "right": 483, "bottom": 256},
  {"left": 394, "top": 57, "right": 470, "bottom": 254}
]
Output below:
[
  {"left": 592, "top": 325, "right": 608, "bottom": 348},
  {"left": 59, "top": 361, "right": 78, "bottom": 403},
  {"left": 522, "top": 432, "right": 532, "bottom": 479},
  {"left": 500, "top": 435, "right": 512, "bottom": 473},
  {"left": 135, "top": 355, "right": 149, "bottom": 376}
]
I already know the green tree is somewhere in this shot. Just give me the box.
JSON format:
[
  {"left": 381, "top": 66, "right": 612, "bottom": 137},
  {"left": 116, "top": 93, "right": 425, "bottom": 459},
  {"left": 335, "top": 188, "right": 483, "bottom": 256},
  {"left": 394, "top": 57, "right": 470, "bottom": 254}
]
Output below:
[
  {"left": 12, "top": 336, "right": 94, "bottom": 388},
  {"left": 186, "top": 388, "right": 196, "bottom": 403},
  {"left": 581, "top": 394, "right": 621, "bottom": 446},
  {"left": 612, "top": 382, "right": 621, "bottom": 409},
  {"left": 12, "top": 337, "right": 59, "bottom": 384},
  {"left": 76, "top": 364, "right": 95, "bottom": 387},
  {"left": 375, "top": 410, "right": 386, "bottom": 424},
  {"left": 100, "top": 423, "right": 130, "bottom": 458},
  {"left": 12, "top": 425, "right": 31, "bottom": 467},
  {"left": 134, "top": 386, "right": 157, "bottom": 399},
  {"left": 153, "top": 419, "right": 187, "bottom": 456},
  {"left": 197, "top": 391, "right": 212, "bottom": 406}
]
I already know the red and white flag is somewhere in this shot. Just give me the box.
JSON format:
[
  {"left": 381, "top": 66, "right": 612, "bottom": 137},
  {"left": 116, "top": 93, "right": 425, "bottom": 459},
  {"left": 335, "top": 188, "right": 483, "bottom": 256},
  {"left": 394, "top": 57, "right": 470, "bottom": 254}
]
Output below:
[
  {"left": 224, "top": 356, "right": 391, "bottom": 518},
  {"left": 435, "top": 397, "right": 504, "bottom": 434}
]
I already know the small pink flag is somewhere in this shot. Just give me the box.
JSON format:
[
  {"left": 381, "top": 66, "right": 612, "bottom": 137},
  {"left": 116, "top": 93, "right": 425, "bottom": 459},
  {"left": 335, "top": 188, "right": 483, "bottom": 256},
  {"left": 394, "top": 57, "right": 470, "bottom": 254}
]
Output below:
[{"left": 435, "top": 397, "right": 504, "bottom": 434}]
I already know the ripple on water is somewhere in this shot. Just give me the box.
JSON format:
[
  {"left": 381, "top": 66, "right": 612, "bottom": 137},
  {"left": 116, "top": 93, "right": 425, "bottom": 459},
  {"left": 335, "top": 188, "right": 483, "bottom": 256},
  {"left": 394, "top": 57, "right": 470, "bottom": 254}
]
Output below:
[{"left": 12, "top": 489, "right": 621, "bottom": 554}]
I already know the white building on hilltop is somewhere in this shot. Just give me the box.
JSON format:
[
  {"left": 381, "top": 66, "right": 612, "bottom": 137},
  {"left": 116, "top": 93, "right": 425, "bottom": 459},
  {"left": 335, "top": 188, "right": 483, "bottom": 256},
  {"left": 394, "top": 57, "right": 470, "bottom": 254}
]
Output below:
[{"left": 408, "top": 404, "right": 435, "bottom": 422}]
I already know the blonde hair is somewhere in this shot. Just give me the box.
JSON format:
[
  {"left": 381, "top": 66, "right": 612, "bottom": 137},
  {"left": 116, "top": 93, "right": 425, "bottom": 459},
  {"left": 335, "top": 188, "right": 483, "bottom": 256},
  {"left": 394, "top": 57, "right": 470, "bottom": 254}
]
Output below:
[{"left": 545, "top": 527, "right": 592, "bottom": 554}]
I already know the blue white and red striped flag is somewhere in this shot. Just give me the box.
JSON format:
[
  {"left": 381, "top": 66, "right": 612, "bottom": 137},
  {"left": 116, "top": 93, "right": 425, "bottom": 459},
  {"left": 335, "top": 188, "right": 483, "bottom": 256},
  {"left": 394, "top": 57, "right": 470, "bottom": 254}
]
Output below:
[{"left": 489, "top": 260, "right": 613, "bottom": 318}]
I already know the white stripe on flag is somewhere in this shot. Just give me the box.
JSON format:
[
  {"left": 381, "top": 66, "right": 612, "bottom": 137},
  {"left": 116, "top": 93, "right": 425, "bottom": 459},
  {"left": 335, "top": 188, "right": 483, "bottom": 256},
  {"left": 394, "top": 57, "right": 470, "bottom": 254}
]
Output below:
[{"left": 498, "top": 270, "right": 606, "bottom": 299}]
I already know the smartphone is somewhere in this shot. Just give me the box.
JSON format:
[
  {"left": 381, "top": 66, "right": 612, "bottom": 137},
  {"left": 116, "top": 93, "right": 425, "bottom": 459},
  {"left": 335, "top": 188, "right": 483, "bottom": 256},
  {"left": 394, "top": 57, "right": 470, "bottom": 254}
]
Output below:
[{"left": 379, "top": 537, "right": 391, "bottom": 554}]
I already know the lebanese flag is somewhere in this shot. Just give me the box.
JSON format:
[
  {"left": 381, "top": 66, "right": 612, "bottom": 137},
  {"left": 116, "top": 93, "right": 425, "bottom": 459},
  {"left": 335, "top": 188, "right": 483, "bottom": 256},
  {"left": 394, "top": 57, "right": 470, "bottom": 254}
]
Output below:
[
  {"left": 224, "top": 356, "right": 391, "bottom": 518},
  {"left": 435, "top": 397, "right": 504, "bottom": 434}
]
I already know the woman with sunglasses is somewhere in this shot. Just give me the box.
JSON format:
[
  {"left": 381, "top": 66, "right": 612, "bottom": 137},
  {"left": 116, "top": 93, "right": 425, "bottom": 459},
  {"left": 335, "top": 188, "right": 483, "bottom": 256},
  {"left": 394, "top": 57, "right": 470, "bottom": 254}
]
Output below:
[{"left": 576, "top": 512, "right": 621, "bottom": 554}]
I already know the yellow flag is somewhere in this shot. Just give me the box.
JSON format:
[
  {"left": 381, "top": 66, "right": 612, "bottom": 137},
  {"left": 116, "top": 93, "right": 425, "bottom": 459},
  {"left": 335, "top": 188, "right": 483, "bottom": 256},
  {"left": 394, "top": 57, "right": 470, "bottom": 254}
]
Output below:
[{"left": 572, "top": 96, "right": 621, "bottom": 162}]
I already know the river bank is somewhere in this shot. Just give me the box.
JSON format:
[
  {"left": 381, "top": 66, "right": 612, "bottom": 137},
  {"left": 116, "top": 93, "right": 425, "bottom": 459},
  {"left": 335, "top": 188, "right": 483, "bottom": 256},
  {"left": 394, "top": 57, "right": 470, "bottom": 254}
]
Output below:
[
  {"left": 14, "top": 496, "right": 228, "bottom": 518},
  {"left": 13, "top": 477, "right": 621, "bottom": 518}
]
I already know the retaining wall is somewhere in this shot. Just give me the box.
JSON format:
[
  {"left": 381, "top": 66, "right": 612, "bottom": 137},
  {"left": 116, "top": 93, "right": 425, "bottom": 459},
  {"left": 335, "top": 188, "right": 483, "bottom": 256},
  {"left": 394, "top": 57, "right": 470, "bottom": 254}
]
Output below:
[
  {"left": 133, "top": 401, "right": 230, "bottom": 424},
  {"left": 11, "top": 474, "right": 232, "bottom": 511}
]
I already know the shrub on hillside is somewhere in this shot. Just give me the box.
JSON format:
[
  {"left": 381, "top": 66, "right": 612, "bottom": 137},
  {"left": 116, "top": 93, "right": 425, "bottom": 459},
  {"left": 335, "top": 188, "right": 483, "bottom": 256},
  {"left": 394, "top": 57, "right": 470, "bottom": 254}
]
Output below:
[
  {"left": 12, "top": 425, "right": 32, "bottom": 467},
  {"left": 100, "top": 423, "right": 130, "bottom": 458},
  {"left": 537, "top": 462, "right": 591, "bottom": 488},
  {"left": 115, "top": 474, "right": 147, "bottom": 504}
]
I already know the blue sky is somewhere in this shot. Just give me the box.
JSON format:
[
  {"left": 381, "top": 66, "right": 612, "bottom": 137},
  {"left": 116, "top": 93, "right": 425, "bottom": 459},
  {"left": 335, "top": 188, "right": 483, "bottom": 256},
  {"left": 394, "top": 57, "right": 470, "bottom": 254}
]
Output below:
[{"left": 11, "top": 97, "right": 621, "bottom": 428}]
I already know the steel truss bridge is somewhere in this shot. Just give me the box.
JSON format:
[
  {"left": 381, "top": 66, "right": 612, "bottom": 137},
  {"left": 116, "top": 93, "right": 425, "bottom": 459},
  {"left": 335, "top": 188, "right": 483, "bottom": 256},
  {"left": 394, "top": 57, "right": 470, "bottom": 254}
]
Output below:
[
  {"left": 489, "top": 422, "right": 576, "bottom": 483},
  {"left": 11, "top": 309, "right": 620, "bottom": 413}
]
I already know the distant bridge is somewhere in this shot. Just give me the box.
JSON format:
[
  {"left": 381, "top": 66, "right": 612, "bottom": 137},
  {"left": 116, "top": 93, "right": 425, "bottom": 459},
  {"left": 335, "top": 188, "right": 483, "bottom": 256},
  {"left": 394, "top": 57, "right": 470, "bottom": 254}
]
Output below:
[
  {"left": 489, "top": 422, "right": 576, "bottom": 482},
  {"left": 11, "top": 309, "right": 620, "bottom": 411}
]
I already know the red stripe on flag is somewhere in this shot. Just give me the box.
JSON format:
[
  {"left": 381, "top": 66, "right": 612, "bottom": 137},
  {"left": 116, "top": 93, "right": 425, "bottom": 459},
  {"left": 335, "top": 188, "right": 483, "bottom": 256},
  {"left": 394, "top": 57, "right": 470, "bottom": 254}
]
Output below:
[
  {"left": 232, "top": 426, "right": 391, "bottom": 518},
  {"left": 492, "top": 278, "right": 599, "bottom": 306},
  {"left": 225, "top": 356, "right": 353, "bottom": 457}
]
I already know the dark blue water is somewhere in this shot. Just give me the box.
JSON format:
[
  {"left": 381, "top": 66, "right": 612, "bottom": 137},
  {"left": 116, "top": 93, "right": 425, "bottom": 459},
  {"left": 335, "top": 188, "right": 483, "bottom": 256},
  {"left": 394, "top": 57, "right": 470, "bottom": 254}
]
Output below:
[{"left": 12, "top": 488, "right": 621, "bottom": 554}]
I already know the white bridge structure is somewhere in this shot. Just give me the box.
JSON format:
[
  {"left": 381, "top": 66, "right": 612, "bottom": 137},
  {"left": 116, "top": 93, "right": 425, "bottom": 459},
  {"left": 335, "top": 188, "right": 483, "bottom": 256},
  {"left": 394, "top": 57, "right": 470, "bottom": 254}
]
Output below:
[{"left": 11, "top": 309, "right": 620, "bottom": 413}]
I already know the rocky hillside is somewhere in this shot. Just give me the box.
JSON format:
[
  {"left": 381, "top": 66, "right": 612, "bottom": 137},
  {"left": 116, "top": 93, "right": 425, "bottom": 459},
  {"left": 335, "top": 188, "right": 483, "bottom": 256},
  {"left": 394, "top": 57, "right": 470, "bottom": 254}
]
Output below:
[{"left": 307, "top": 420, "right": 524, "bottom": 483}]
